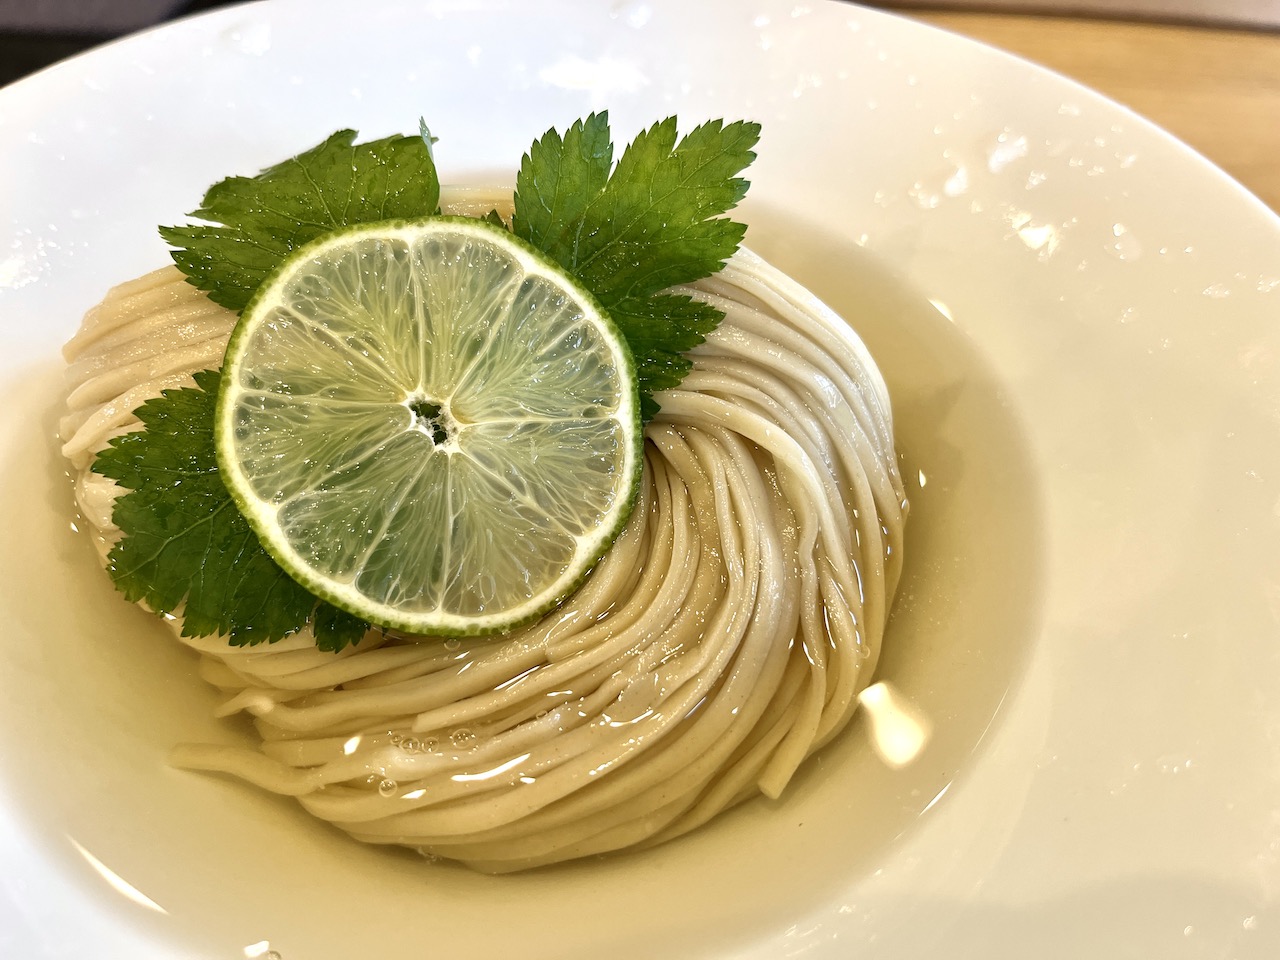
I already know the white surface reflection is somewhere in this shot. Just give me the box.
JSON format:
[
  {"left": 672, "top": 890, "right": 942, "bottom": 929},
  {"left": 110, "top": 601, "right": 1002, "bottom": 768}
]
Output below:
[
  {"left": 857, "top": 681, "right": 932, "bottom": 769},
  {"left": 67, "top": 836, "right": 167, "bottom": 915}
]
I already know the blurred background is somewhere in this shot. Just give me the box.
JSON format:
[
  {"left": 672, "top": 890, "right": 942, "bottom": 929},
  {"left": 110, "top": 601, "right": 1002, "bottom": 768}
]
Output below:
[
  {"left": 1, "top": 0, "right": 1277, "bottom": 210},
  {"left": 0, "top": 0, "right": 232, "bottom": 83}
]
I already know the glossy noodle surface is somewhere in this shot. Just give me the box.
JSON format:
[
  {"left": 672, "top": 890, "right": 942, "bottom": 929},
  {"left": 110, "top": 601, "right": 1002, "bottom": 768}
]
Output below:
[{"left": 61, "top": 199, "right": 907, "bottom": 872}]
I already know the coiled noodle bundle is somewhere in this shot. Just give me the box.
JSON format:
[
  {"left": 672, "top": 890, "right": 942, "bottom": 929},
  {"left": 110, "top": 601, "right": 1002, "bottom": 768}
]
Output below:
[{"left": 61, "top": 197, "right": 906, "bottom": 872}]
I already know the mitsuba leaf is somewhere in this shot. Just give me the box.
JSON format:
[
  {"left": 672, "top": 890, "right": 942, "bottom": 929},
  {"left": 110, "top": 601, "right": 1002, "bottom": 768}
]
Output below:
[
  {"left": 92, "top": 370, "right": 372, "bottom": 651},
  {"left": 160, "top": 130, "right": 441, "bottom": 312},
  {"left": 512, "top": 113, "right": 614, "bottom": 258},
  {"left": 608, "top": 294, "right": 727, "bottom": 421},
  {"left": 513, "top": 113, "right": 760, "bottom": 415},
  {"left": 111, "top": 116, "right": 759, "bottom": 650}
]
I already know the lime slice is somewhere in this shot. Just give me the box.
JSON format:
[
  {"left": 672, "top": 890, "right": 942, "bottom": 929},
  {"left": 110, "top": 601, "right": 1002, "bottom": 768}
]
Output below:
[{"left": 215, "top": 216, "right": 642, "bottom": 636}]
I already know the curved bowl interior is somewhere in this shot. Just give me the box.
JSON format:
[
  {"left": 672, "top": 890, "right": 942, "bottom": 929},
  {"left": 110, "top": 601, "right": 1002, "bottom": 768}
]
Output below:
[{"left": 1, "top": 2, "right": 1278, "bottom": 958}]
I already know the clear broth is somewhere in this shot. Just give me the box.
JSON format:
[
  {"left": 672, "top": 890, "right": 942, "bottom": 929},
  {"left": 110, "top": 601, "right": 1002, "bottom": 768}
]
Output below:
[{"left": 0, "top": 219, "right": 1044, "bottom": 959}]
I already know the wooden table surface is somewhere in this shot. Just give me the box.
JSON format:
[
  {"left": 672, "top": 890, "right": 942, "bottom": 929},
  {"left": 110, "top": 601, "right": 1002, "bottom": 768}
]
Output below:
[{"left": 909, "top": 12, "right": 1280, "bottom": 214}]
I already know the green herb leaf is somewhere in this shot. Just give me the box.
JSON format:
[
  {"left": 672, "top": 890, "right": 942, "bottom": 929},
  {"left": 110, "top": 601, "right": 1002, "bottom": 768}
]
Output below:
[
  {"left": 160, "top": 130, "right": 441, "bottom": 312},
  {"left": 513, "top": 113, "right": 614, "bottom": 257},
  {"left": 92, "top": 370, "right": 371, "bottom": 651},
  {"left": 513, "top": 113, "right": 760, "bottom": 415},
  {"left": 110, "top": 116, "right": 758, "bottom": 649},
  {"left": 609, "top": 294, "right": 728, "bottom": 421}
]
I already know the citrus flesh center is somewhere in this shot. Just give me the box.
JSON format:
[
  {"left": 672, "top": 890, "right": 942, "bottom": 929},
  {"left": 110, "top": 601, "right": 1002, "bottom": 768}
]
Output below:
[{"left": 215, "top": 217, "right": 642, "bottom": 636}]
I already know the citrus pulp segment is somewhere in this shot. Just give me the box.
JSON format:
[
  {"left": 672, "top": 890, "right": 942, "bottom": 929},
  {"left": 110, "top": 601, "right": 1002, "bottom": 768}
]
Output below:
[{"left": 215, "top": 216, "right": 642, "bottom": 636}]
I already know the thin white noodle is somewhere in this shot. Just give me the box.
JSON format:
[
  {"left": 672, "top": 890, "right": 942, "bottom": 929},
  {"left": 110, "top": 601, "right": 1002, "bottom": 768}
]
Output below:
[{"left": 61, "top": 194, "right": 907, "bottom": 872}]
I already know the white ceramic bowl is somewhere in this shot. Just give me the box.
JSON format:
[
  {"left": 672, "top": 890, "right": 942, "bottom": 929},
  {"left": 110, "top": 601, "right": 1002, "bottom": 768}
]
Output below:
[{"left": 2, "top": 2, "right": 1278, "bottom": 957}]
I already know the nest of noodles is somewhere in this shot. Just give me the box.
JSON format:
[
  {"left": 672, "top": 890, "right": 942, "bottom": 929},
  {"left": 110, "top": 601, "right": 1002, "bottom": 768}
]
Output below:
[{"left": 60, "top": 193, "right": 906, "bottom": 872}]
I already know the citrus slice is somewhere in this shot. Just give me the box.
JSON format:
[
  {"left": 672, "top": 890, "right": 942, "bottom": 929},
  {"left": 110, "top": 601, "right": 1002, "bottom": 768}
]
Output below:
[{"left": 215, "top": 216, "right": 642, "bottom": 636}]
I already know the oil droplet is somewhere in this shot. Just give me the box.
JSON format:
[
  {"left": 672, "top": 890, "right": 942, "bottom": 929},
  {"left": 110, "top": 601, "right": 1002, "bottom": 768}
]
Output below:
[
  {"left": 943, "top": 165, "right": 969, "bottom": 198},
  {"left": 377, "top": 778, "right": 398, "bottom": 797},
  {"left": 451, "top": 727, "right": 477, "bottom": 747},
  {"left": 1105, "top": 223, "right": 1142, "bottom": 262},
  {"left": 443, "top": 637, "right": 461, "bottom": 651},
  {"left": 1012, "top": 215, "right": 1061, "bottom": 259},
  {"left": 907, "top": 181, "right": 941, "bottom": 210},
  {"left": 987, "top": 131, "right": 1028, "bottom": 173}
]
